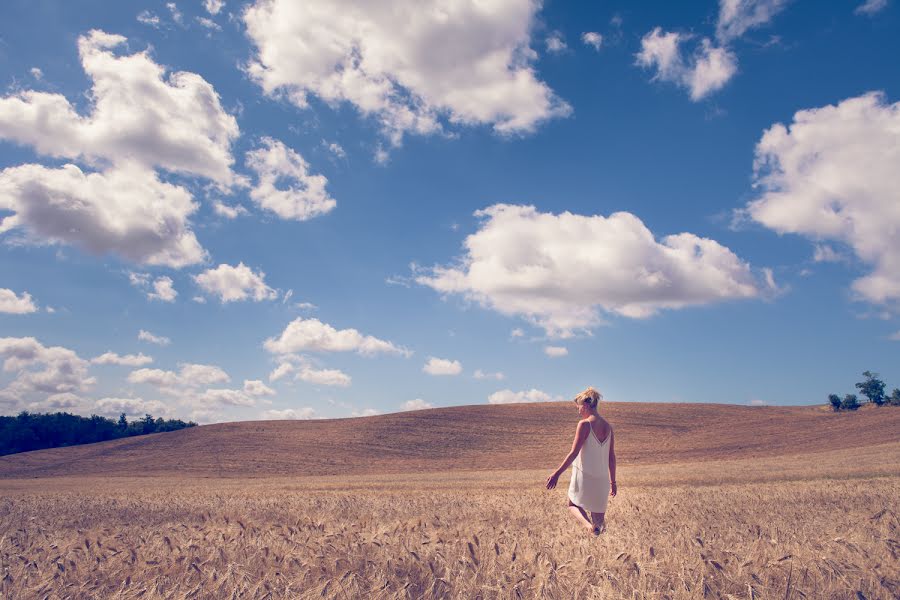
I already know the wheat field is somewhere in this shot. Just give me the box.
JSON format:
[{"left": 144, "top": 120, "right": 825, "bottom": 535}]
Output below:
[{"left": 2, "top": 440, "right": 898, "bottom": 599}]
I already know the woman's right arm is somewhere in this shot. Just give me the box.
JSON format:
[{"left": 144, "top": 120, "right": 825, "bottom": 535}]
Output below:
[{"left": 546, "top": 421, "right": 589, "bottom": 489}]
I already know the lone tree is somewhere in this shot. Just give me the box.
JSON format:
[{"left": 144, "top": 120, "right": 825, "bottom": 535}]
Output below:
[
  {"left": 841, "top": 393, "right": 860, "bottom": 411},
  {"left": 855, "top": 371, "right": 886, "bottom": 405},
  {"left": 828, "top": 394, "right": 842, "bottom": 412}
]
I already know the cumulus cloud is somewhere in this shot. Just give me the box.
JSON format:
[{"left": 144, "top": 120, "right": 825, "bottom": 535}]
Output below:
[
  {"left": 487, "top": 388, "right": 561, "bottom": 404},
  {"left": 0, "top": 289, "right": 37, "bottom": 314},
  {"left": 91, "top": 352, "right": 153, "bottom": 366},
  {"left": 0, "top": 337, "right": 95, "bottom": 406},
  {"left": 855, "top": 0, "right": 889, "bottom": 15},
  {"left": 94, "top": 397, "right": 168, "bottom": 417},
  {"left": 0, "top": 30, "right": 240, "bottom": 267},
  {"left": 268, "top": 355, "right": 352, "bottom": 387},
  {"left": 0, "top": 163, "right": 206, "bottom": 268},
  {"left": 422, "top": 357, "right": 462, "bottom": 376},
  {"left": 544, "top": 345, "right": 568, "bottom": 357},
  {"left": 402, "top": 398, "right": 434, "bottom": 411},
  {"left": 351, "top": 408, "right": 380, "bottom": 417},
  {"left": 0, "top": 30, "right": 239, "bottom": 184},
  {"left": 416, "top": 204, "right": 763, "bottom": 337},
  {"left": 264, "top": 317, "right": 410, "bottom": 356},
  {"left": 148, "top": 276, "right": 177, "bottom": 302},
  {"left": 245, "top": 137, "right": 336, "bottom": 221},
  {"left": 204, "top": 0, "right": 225, "bottom": 15},
  {"left": 545, "top": 32, "right": 567, "bottom": 54},
  {"left": 581, "top": 32, "right": 603, "bottom": 51},
  {"left": 242, "top": 0, "right": 570, "bottom": 145},
  {"left": 741, "top": 92, "right": 900, "bottom": 307},
  {"left": 138, "top": 329, "right": 170, "bottom": 346},
  {"left": 473, "top": 369, "right": 505, "bottom": 380},
  {"left": 137, "top": 11, "right": 161, "bottom": 27},
  {"left": 198, "top": 388, "right": 255, "bottom": 406},
  {"left": 243, "top": 379, "right": 276, "bottom": 396},
  {"left": 716, "top": 0, "right": 790, "bottom": 43},
  {"left": 28, "top": 392, "right": 86, "bottom": 412},
  {"left": 128, "top": 362, "right": 229, "bottom": 391},
  {"left": 194, "top": 263, "right": 277, "bottom": 303},
  {"left": 212, "top": 201, "right": 248, "bottom": 219},
  {"left": 636, "top": 29, "right": 737, "bottom": 101},
  {"left": 263, "top": 407, "right": 316, "bottom": 420},
  {"left": 196, "top": 17, "right": 222, "bottom": 31}
]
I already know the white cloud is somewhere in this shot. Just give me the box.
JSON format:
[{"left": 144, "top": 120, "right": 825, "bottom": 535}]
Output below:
[
  {"left": 716, "top": 0, "right": 790, "bottom": 43},
  {"left": 245, "top": 137, "right": 336, "bottom": 221},
  {"left": 636, "top": 29, "right": 737, "bottom": 101},
  {"left": 417, "top": 204, "right": 762, "bottom": 337},
  {"left": 194, "top": 262, "right": 277, "bottom": 303},
  {"left": 128, "top": 362, "right": 229, "bottom": 391},
  {"left": 137, "top": 11, "right": 161, "bottom": 27},
  {"left": 487, "top": 388, "right": 561, "bottom": 404},
  {"left": 473, "top": 369, "right": 504, "bottom": 380},
  {"left": 422, "top": 357, "right": 462, "bottom": 376},
  {"left": 351, "top": 408, "right": 380, "bottom": 417},
  {"left": 0, "top": 31, "right": 240, "bottom": 268},
  {"left": 855, "top": 0, "right": 889, "bottom": 15},
  {"left": 0, "top": 30, "right": 239, "bottom": 185},
  {"left": 264, "top": 317, "right": 410, "bottom": 356},
  {"left": 28, "top": 392, "right": 86, "bottom": 412},
  {"left": 323, "top": 141, "right": 346, "bottom": 159},
  {"left": 0, "top": 163, "right": 206, "bottom": 268},
  {"left": 204, "top": 0, "right": 225, "bottom": 15},
  {"left": 581, "top": 32, "right": 603, "bottom": 51},
  {"left": 29, "top": 67, "right": 43, "bottom": 80},
  {"left": 198, "top": 388, "right": 255, "bottom": 406},
  {"left": 263, "top": 407, "right": 316, "bottom": 419},
  {"left": 544, "top": 345, "right": 568, "bottom": 357},
  {"left": 94, "top": 397, "right": 168, "bottom": 417},
  {"left": 0, "top": 289, "right": 37, "bottom": 314},
  {"left": 138, "top": 329, "right": 171, "bottom": 346},
  {"left": 545, "top": 32, "right": 567, "bottom": 54},
  {"left": 402, "top": 398, "right": 434, "bottom": 411},
  {"left": 166, "top": 2, "right": 184, "bottom": 25},
  {"left": 510, "top": 328, "right": 525, "bottom": 338},
  {"left": 243, "top": 0, "right": 570, "bottom": 145},
  {"left": 148, "top": 276, "right": 178, "bottom": 302},
  {"left": 212, "top": 201, "right": 248, "bottom": 219},
  {"left": 0, "top": 337, "right": 95, "bottom": 406},
  {"left": 196, "top": 17, "right": 222, "bottom": 31},
  {"left": 741, "top": 92, "right": 900, "bottom": 306},
  {"left": 268, "top": 356, "right": 352, "bottom": 387},
  {"left": 243, "top": 379, "right": 276, "bottom": 396},
  {"left": 91, "top": 352, "right": 153, "bottom": 366}
]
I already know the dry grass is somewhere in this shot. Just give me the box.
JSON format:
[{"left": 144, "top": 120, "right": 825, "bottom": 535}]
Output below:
[{"left": 2, "top": 443, "right": 898, "bottom": 599}]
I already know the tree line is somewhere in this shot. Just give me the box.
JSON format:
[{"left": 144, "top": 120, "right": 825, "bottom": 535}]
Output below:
[
  {"left": 0, "top": 411, "right": 197, "bottom": 456},
  {"left": 828, "top": 371, "right": 900, "bottom": 411}
]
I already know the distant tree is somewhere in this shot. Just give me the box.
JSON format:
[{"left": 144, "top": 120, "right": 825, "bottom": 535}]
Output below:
[
  {"left": 828, "top": 394, "right": 842, "bottom": 412},
  {"left": 840, "top": 394, "right": 860, "bottom": 411},
  {"left": 141, "top": 413, "right": 155, "bottom": 435},
  {"left": 855, "top": 371, "right": 886, "bottom": 405},
  {"left": 889, "top": 388, "right": 900, "bottom": 407},
  {"left": 117, "top": 413, "right": 128, "bottom": 430}
]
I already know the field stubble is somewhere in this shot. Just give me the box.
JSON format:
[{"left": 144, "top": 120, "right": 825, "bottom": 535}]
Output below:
[{"left": 1, "top": 443, "right": 898, "bottom": 599}]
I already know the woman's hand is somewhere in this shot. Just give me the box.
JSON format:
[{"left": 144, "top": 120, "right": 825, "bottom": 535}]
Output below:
[
  {"left": 546, "top": 471, "right": 560, "bottom": 489},
  {"left": 610, "top": 481, "right": 617, "bottom": 497}
]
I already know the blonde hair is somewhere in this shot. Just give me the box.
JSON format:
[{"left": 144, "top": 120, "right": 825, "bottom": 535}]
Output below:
[{"left": 573, "top": 387, "right": 602, "bottom": 409}]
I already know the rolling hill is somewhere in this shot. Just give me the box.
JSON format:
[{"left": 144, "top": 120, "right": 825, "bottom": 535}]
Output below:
[{"left": 1, "top": 401, "right": 897, "bottom": 478}]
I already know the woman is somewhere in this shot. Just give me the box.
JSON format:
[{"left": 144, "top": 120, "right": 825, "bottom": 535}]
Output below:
[{"left": 545, "top": 387, "right": 617, "bottom": 535}]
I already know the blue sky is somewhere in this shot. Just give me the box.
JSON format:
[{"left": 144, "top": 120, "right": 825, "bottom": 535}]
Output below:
[{"left": 1, "top": 0, "right": 898, "bottom": 422}]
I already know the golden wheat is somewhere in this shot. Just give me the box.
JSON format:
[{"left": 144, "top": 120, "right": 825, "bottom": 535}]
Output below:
[{"left": 1, "top": 444, "right": 898, "bottom": 599}]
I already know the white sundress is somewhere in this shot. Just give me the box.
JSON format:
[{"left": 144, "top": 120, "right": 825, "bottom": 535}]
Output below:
[{"left": 567, "top": 421, "right": 612, "bottom": 513}]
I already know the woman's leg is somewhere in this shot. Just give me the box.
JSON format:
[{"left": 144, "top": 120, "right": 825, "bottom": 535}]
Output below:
[
  {"left": 567, "top": 500, "right": 594, "bottom": 531},
  {"left": 590, "top": 512, "right": 605, "bottom": 532}
]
